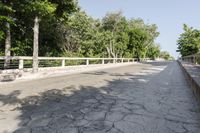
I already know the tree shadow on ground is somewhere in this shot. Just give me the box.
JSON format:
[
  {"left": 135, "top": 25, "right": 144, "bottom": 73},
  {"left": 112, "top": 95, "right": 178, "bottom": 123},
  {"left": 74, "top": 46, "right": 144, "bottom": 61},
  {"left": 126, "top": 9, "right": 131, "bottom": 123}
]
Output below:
[
  {"left": 82, "top": 61, "right": 172, "bottom": 77},
  {"left": 0, "top": 69, "right": 160, "bottom": 133},
  {"left": 1, "top": 61, "right": 199, "bottom": 133}
]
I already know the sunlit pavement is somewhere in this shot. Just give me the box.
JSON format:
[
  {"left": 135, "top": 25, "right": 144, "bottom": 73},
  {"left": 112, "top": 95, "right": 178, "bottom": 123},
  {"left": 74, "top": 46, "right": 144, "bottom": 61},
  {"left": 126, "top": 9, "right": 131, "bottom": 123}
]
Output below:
[{"left": 0, "top": 61, "right": 200, "bottom": 133}]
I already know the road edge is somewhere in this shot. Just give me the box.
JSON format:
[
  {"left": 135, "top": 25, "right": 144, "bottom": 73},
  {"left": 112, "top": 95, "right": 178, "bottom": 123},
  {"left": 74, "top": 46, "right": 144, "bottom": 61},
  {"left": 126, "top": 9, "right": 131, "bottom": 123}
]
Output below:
[{"left": 177, "top": 60, "right": 200, "bottom": 103}]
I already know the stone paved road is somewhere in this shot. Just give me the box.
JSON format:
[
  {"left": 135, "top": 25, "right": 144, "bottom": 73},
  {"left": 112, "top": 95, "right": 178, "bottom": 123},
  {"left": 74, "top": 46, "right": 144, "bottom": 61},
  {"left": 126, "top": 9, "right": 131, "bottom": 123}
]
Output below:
[{"left": 0, "top": 61, "right": 200, "bottom": 133}]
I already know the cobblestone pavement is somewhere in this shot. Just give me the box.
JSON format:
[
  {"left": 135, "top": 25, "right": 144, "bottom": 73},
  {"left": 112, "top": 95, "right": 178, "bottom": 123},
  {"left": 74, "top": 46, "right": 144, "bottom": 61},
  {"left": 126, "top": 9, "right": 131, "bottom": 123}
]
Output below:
[{"left": 0, "top": 61, "right": 200, "bottom": 133}]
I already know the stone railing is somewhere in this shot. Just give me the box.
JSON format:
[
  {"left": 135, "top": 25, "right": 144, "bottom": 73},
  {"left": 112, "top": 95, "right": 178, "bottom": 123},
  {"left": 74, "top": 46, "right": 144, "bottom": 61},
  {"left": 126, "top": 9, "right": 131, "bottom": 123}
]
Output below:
[
  {"left": 0, "top": 56, "right": 138, "bottom": 72},
  {"left": 181, "top": 53, "right": 200, "bottom": 65}
]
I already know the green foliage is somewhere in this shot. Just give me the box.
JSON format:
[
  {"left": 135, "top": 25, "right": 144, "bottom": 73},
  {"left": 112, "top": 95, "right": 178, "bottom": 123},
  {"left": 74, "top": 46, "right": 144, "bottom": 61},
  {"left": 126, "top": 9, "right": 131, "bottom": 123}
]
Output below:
[
  {"left": 177, "top": 24, "right": 200, "bottom": 56},
  {"left": 160, "top": 51, "right": 173, "bottom": 60},
  {"left": 0, "top": 0, "right": 78, "bottom": 56},
  {"left": 0, "top": 0, "right": 173, "bottom": 60},
  {"left": 146, "top": 43, "right": 161, "bottom": 59},
  {"left": 127, "top": 19, "right": 160, "bottom": 59},
  {"left": 0, "top": 0, "right": 15, "bottom": 42},
  {"left": 128, "top": 28, "right": 148, "bottom": 58},
  {"left": 10, "top": 40, "right": 31, "bottom": 56},
  {"left": 0, "top": 30, "right": 4, "bottom": 41}
]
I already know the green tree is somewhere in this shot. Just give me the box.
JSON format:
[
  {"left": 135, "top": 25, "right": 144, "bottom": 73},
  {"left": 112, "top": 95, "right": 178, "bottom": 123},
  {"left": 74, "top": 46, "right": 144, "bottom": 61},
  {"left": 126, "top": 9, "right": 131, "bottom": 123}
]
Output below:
[
  {"left": 160, "top": 51, "right": 173, "bottom": 60},
  {"left": 0, "top": 0, "right": 15, "bottom": 67},
  {"left": 128, "top": 28, "right": 148, "bottom": 60},
  {"left": 102, "top": 11, "right": 129, "bottom": 58},
  {"left": 146, "top": 43, "right": 161, "bottom": 59},
  {"left": 0, "top": 3, "right": 162, "bottom": 66},
  {"left": 128, "top": 19, "right": 159, "bottom": 48},
  {"left": 13, "top": 0, "right": 78, "bottom": 72},
  {"left": 62, "top": 12, "right": 97, "bottom": 57},
  {"left": 177, "top": 24, "right": 200, "bottom": 56}
]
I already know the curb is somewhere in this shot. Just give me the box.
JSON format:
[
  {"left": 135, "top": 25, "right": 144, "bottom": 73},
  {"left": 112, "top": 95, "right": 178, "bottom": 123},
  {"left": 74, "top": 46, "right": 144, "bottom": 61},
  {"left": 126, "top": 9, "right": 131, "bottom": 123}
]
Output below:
[
  {"left": 177, "top": 60, "right": 200, "bottom": 103},
  {"left": 0, "top": 62, "right": 137, "bottom": 84}
]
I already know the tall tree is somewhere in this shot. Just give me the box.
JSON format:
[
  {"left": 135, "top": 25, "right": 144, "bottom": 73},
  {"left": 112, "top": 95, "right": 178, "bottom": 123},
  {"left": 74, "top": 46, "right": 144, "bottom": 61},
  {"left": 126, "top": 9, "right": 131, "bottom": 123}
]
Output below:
[
  {"left": 128, "top": 19, "right": 159, "bottom": 58},
  {"left": 146, "top": 43, "right": 161, "bottom": 59},
  {"left": 160, "top": 51, "right": 173, "bottom": 60},
  {"left": 128, "top": 28, "right": 148, "bottom": 60},
  {"left": 14, "top": 0, "right": 78, "bottom": 72},
  {"left": 0, "top": 5, "right": 164, "bottom": 66},
  {"left": 0, "top": 0, "right": 13, "bottom": 68},
  {"left": 102, "top": 11, "right": 129, "bottom": 58},
  {"left": 177, "top": 24, "right": 200, "bottom": 56}
]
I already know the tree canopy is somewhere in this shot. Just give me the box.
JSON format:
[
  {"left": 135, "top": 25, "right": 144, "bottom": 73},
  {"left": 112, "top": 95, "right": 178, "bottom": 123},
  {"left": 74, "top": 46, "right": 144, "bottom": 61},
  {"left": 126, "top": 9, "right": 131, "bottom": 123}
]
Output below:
[
  {"left": 0, "top": 1, "right": 172, "bottom": 60},
  {"left": 177, "top": 24, "right": 200, "bottom": 57}
]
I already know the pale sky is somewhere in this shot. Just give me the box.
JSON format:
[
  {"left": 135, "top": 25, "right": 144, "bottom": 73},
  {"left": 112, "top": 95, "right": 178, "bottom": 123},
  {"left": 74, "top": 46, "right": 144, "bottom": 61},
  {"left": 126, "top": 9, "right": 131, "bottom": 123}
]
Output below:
[{"left": 78, "top": 0, "right": 200, "bottom": 58}]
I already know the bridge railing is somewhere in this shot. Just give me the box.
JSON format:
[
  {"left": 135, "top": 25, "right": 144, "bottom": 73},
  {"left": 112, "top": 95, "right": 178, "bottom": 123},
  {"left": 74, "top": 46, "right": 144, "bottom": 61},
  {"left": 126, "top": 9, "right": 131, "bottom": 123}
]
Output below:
[
  {"left": 181, "top": 53, "right": 200, "bottom": 65},
  {"left": 0, "top": 56, "right": 138, "bottom": 71}
]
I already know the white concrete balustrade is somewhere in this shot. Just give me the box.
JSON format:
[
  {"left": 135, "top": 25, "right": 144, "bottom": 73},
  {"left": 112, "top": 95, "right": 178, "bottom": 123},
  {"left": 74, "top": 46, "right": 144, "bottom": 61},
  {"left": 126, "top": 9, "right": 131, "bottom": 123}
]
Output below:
[
  {"left": 0, "top": 56, "right": 139, "bottom": 71},
  {"left": 0, "top": 56, "right": 142, "bottom": 81}
]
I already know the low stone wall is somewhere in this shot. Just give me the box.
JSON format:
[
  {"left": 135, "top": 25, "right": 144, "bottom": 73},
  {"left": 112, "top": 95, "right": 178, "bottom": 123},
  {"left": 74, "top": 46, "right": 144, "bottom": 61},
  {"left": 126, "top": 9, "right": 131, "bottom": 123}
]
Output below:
[
  {"left": 178, "top": 60, "right": 200, "bottom": 102},
  {"left": 0, "top": 62, "right": 136, "bottom": 82},
  {"left": 0, "top": 69, "right": 23, "bottom": 81}
]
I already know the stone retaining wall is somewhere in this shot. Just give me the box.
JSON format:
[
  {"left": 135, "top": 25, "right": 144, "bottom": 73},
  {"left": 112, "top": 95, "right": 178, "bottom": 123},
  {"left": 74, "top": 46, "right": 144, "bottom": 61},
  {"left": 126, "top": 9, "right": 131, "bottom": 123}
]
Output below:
[{"left": 178, "top": 60, "right": 200, "bottom": 103}]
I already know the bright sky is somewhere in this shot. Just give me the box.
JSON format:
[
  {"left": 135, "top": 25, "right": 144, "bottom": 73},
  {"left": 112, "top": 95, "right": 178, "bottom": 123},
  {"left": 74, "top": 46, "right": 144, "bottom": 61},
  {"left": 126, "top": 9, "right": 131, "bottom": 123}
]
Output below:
[{"left": 78, "top": 0, "right": 200, "bottom": 58}]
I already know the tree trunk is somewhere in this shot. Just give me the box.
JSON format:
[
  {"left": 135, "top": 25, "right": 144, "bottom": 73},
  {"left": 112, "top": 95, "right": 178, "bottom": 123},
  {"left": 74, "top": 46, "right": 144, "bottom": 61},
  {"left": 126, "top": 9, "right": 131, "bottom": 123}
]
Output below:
[
  {"left": 110, "top": 40, "right": 115, "bottom": 58},
  {"left": 33, "top": 16, "right": 39, "bottom": 73},
  {"left": 4, "top": 21, "right": 11, "bottom": 69},
  {"left": 106, "top": 47, "right": 111, "bottom": 58}
]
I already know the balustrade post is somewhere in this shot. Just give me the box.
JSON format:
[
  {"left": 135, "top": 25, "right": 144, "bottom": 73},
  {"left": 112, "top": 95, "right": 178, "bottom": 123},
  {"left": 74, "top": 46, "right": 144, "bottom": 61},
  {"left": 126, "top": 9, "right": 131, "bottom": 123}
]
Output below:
[
  {"left": 86, "top": 59, "right": 89, "bottom": 65},
  {"left": 62, "top": 59, "right": 65, "bottom": 67},
  {"left": 102, "top": 59, "right": 105, "bottom": 64},
  {"left": 195, "top": 56, "right": 197, "bottom": 64},
  {"left": 19, "top": 59, "right": 24, "bottom": 70}
]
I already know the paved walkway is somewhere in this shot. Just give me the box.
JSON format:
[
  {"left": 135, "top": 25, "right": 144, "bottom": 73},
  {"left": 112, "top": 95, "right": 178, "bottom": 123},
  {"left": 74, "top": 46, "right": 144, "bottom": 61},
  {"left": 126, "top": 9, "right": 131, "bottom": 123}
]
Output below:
[{"left": 0, "top": 61, "right": 200, "bottom": 133}]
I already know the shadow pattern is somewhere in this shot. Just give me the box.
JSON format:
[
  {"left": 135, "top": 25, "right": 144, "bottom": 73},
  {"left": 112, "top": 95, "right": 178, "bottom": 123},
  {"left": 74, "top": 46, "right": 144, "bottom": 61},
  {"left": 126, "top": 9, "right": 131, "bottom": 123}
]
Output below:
[{"left": 0, "top": 61, "right": 200, "bottom": 133}]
